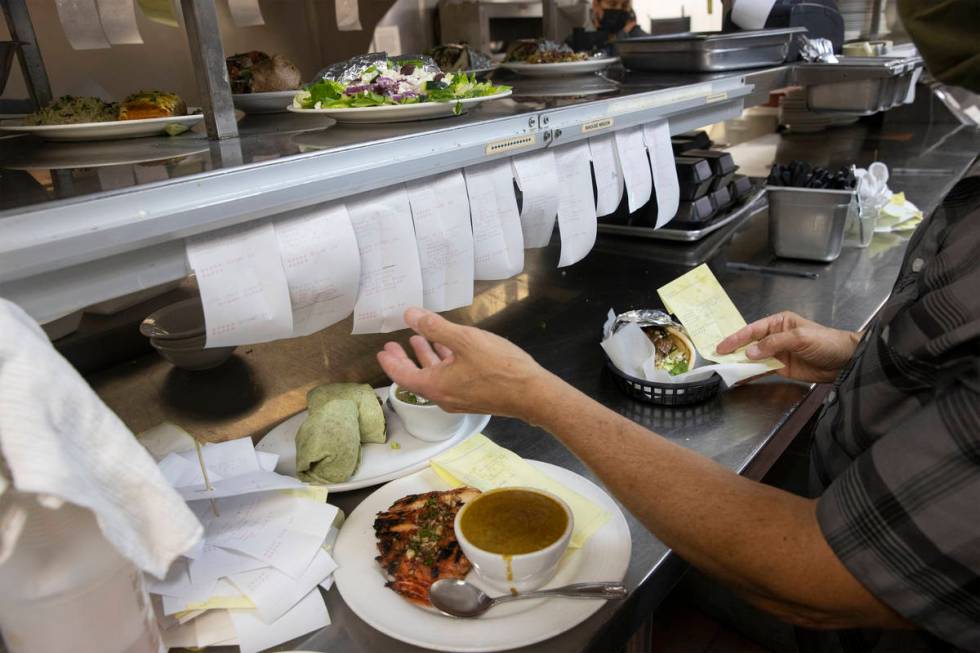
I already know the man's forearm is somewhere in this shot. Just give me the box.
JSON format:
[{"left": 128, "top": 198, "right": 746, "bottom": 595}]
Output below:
[{"left": 524, "top": 373, "right": 908, "bottom": 630}]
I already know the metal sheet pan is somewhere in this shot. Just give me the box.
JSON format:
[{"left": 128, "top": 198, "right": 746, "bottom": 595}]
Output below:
[
  {"left": 615, "top": 28, "right": 806, "bottom": 72},
  {"left": 597, "top": 187, "right": 767, "bottom": 242}
]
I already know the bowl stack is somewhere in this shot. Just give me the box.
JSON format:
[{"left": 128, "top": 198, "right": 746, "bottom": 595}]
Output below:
[{"left": 140, "top": 298, "right": 235, "bottom": 370}]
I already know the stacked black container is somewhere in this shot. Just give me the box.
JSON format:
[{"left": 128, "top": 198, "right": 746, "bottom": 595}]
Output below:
[{"left": 596, "top": 130, "right": 757, "bottom": 230}]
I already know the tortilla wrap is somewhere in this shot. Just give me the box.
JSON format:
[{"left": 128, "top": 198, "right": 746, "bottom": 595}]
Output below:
[
  {"left": 647, "top": 326, "right": 697, "bottom": 374},
  {"left": 296, "top": 399, "right": 361, "bottom": 484},
  {"left": 307, "top": 382, "right": 386, "bottom": 444}
]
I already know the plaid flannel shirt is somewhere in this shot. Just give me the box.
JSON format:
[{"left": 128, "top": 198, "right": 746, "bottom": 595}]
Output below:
[{"left": 810, "top": 169, "right": 980, "bottom": 651}]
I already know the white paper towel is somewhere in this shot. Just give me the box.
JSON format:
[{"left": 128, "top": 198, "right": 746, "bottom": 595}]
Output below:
[{"left": 0, "top": 299, "right": 202, "bottom": 578}]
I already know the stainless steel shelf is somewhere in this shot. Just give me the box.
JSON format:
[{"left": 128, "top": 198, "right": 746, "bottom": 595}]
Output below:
[
  {"left": 0, "top": 48, "right": 926, "bottom": 323},
  {"left": 0, "top": 74, "right": 752, "bottom": 322}
]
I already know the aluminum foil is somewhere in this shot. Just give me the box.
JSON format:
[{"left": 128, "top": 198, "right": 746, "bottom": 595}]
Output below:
[
  {"left": 799, "top": 36, "right": 839, "bottom": 64},
  {"left": 603, "top": 309, "right": 683, "bottom": 339},
  {"left": 314, "top": 52, "right": 442, "bottom": 83}
]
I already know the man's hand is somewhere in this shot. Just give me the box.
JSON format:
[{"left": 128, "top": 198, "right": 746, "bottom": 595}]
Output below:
[
  {"left": 377, "top": 307, "right": 554, "bottom": 420},
  {"left": 716, "top": 311, "right": 861, "bottom": 383}
]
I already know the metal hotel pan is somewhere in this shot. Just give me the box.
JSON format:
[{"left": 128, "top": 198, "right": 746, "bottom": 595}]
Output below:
[
  {"left": 615, "top": 28, "right": 806, "bottom": 72},
  {"left": 796, "top": 56, "right": 921, "bottom": 114},
  {"left": 768, "top": 186, "right": 855, "bottom": 262}
]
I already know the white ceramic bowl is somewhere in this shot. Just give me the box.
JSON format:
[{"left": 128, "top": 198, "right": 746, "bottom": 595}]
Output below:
[
  {"left": 388, "top": 383, "right": 467, "bottom": 442},
  {"left": 454, "top": 487, "right": 574, "bottom": 593}
]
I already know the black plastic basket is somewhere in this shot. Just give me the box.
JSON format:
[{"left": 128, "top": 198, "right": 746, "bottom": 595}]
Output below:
[{"left": 603, "top": 352, "right": 722, "bottom": 406}]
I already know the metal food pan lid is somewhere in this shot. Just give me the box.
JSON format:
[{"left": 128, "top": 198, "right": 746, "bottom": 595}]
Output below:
[{"left": 619, "top": 27, "right": 806, "bottom": 44}]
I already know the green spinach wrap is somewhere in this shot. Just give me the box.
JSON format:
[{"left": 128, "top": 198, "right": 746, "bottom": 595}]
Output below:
[
  {"left": 296, "top": 399, "right": 361, "bottom": 484},
  {"left": 307, "top": 383, "right": 386, "bottom": 444}
]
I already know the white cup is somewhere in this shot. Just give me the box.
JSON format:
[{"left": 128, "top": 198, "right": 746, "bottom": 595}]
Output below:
[
  {"left": 388, "top": 383, "right": 467, "bottom": 442},
  {"left": 454, "top": 488, "right": 574, "bottom": 593}
]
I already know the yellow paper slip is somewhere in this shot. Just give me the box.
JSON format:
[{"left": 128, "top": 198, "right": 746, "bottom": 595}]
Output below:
[
  {"left": 430, "top": 434, "right": 610, "bottom": 549},
  {"left": 657, "top": 264, "right": 783, "bottom": 370}
]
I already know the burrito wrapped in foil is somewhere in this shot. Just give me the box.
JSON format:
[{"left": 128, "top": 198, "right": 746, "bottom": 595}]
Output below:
[{"left": 313, "top": 52, "right": 441, "bottom": 84}]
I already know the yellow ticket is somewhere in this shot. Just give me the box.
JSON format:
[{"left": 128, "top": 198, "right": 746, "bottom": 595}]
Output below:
[
  {"left": 431, "top": 434, "right": 610, "bottom": 548},
  {"left": 657, "top": 263, "right": 783, "bottom": 370}
]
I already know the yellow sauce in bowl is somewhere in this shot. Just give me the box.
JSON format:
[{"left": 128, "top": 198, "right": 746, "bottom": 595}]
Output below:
[{"left": 459, "top": 488, "right": 568, "bottom": 555}]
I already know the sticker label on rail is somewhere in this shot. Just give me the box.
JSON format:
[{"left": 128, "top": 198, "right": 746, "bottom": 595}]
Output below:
[{"left": 581, "top": 117, "right": 614, "bottom": 134}]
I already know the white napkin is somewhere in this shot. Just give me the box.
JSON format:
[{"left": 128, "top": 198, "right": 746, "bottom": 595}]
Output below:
[{"left": 0, "top": 299, "right": 202, "bottom": 578}]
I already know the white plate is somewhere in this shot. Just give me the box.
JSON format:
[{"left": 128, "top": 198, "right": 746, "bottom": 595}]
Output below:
[
  {"left": 255, "top": 387, "right": 490, "bottom": 492},
  {"left": 500, "top": 57, "right": 619, "bottom": 77},
  {"left": 285, "top": 90, "right": 512, "bottom": 124},
  {"left": 232, "top": 90, "right": 298, "bottom": 114},
  {"left": 1, "top": 139, "right": 208, "bottom": 170},
  {"left": 0, "top": 112, "right": 204, "bottom": 142},
  {"left": 333, "top": 460, "right": 631, "bottom": 652}
]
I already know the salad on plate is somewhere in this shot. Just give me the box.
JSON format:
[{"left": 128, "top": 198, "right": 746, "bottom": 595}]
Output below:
[{"left": 292, "top": 55, "right": 509, "bottom": 115}]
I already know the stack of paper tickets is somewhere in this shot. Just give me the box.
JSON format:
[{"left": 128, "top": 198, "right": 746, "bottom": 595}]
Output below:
[{"left": 139, "top": 424, "right": 342, "bottom": 652}]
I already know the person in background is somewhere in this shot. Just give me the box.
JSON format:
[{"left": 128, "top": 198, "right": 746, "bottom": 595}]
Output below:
[
  {"left": 591, "top": 0, "right": 645, "bottom": 39},
  {"left": 378, "top": 4, "right": 980, "bottom": 650},
  {"left": 568, "top": 0, "right": 645, "bottom": 53}
]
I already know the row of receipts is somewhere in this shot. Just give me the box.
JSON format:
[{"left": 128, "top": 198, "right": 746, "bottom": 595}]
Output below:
[
  {"left": 141, "top": 425, "right": 342, "bottom": 652},
  {"left": 185, "top": 119, "right": 680, "bottom": 346}
]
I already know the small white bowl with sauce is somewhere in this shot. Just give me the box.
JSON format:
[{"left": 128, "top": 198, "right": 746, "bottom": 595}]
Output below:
[
  {"left": 388, "top": 383, "right": 467, "bottom": 442},
  {"left": 454, "top": 487, "right": 574, "bottom": 594}
]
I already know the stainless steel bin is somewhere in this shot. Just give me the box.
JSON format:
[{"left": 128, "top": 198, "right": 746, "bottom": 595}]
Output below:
[
  {"left": 615, "top": 28, "right": 805, "bottom": 72},
  {"left": 768, "top": 187, "right": 855, "bottom": 262}
]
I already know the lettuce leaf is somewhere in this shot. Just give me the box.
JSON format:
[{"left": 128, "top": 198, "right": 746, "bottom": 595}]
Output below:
[{"left": 296, "top": 70, "right": 508, "bottom": 110}]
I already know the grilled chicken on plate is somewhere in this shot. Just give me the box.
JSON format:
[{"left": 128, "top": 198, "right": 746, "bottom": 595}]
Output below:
[{"left": 375, "top": 487, "right": 480, "bottom": 605}]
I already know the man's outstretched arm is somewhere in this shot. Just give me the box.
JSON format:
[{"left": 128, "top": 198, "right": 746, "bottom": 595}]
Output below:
[{"left": 378, "top": 308, "right": 909, "bottom": 631}]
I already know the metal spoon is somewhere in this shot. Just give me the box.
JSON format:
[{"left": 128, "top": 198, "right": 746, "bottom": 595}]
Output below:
[{"left": 429, "top": 579, "right": 627, "bottom": 618}]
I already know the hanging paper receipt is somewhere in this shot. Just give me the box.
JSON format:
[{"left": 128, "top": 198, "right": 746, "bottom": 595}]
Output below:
[
  {"left": 657, "top": 264, "right": 783, "bottom": 370},
  {"left": 554, "top": 141, "right": 597, "bottom": 267},
  {"left": 96, "top": 0, "right": 143, "bottom": 44},
  {"left": 228, "top": 0, "right": 265, "bottom": 26},
  {"left": 614, "top": 126, "right": 652, "bottom": 214},
  {"left": 335, "top": 0, "right": 362, "bottom": 30},
  {"left": 55, "top": 0, "right": 111, "bottom": 50},
  {"left": 465, "top": 160, "right": 524, "bottom": 280},
  {"left": 405, "top": 171, "right": 475, "bottom": 312},
  {"left": 348, "top": 187, "right": 424, "bottom": 334},
  {"left": 643, "top": 120, "right": 680, "bottom": 228},
  {"left": 589, "top": 134, "right": 624, "bottom": 218},
  {"left": 274, "top": 203, "right": 360, "bottom": 337},
  {"left": 511, "top": 150, "right": 560, "bottom": 249},
  {"left": 186, "top": 223, "right": 294, "bottom": 348}
]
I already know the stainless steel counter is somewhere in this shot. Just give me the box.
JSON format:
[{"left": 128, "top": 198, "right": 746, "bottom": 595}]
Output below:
[{"left": 80, "top": 114, "right": 978, "bottom": 652}]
